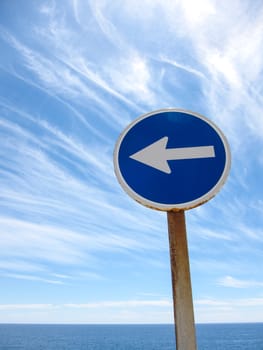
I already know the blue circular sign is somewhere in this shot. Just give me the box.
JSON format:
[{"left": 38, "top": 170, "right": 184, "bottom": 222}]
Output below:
[{"left": 114, "top": 109, "right": 231, "bottom": 211}]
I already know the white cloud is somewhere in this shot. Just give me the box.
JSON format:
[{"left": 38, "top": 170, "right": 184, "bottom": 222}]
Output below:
[
  {"left": 2, "top": 273, "right": 64, "bottom": 285},
  {"left": 218, "top": 276, "right": 263, "bottom": 289},
  {"left": 85, "top": 0, "right": 125, "bottom": 49},
  {"left": 70, "top": 0, "right": 168, "bottom": 108},
  {"left": 1, "top": 0, "right": 263, "bottom": 325},
  {"left": 159, "top": 56, "right": 206, "bottom": 80},
  {"left": 189, "top": 224, "right": 235, "bottom": 241},
  {"left": 0, "top": 304, "right": 56, "bottom": 310},
  {"left": 205, "top": 50, "right": 241, "bottom": 88},
  {"left": 0, "top": 301, "right": 173, "bottom": 324},
  {"left": 2, "top": 31, "right": 136, "bottom": 128},
  {"left": 0, "top": 260, "right": 45, "bottom": 273},
  {"left": 107, "top": 54, "right": 155, "bottom": 105},
  {"left": 65, "top": 299, "right": 172, "bottom": 309},
  {"left": 180, "top": 0, "right": 216, "bottom": 25},
  {"left": 1, "top": 296, "right": 263, "bottom": 323},
  {"left": 195, "top": 297, "right": 263, "bottom": 323},
  {"left": 102, "top": 1, "right": 263, "bottom": 139},
  {"left": 0, "top": 216, "right": 152, "bottom": 266},
  {"left": 7, "top": 34, "right": 106, "bottom": 105}
]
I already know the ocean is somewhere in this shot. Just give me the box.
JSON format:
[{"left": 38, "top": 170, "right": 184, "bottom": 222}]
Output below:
[{"left": 0, "top": 323, "right": 262, "bottom": 349}]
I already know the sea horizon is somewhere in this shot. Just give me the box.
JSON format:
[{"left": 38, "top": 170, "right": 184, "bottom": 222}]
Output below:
[
  {"left": 1, "top": 323, "right": 262, "bottom": 349},
  {"left": 1, "top": 321, "right": 262, "bottom": 325}
]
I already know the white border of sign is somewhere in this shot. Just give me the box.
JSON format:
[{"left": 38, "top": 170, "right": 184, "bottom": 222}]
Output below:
[{"left": 114, "top": 108, "right": 231, "bottom": 211}]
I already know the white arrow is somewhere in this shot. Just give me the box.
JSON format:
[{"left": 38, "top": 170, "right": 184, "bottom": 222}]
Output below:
[{"left": 129, "top": 136, "right": 215, "bottom": 174}]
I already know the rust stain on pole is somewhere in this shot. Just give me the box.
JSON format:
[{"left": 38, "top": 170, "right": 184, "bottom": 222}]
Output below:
[{"left": 167, "top": 210, "right": 197, "bottom": 350}]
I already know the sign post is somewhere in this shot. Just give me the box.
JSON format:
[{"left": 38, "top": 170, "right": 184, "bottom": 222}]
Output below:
[
  {"left": 114, "top": 109, "right": 231, "bottom": 349},
  {"left": 168, "top": 210, "right": 196, "bottom": 349}
]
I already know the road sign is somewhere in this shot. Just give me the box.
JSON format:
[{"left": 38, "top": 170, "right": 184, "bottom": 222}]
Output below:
[{"left": 114, "top": 108, "right": 231, "bottom": 211}]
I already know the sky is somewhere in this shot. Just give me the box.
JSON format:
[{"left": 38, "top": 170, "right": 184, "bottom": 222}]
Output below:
[{"left": 0, "top": 0, "right": 263, "bottom": 324}]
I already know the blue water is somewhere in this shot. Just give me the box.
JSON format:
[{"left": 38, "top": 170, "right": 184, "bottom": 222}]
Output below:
[{"left": 0, "top": 323, "right": 262, "bottom": 349}]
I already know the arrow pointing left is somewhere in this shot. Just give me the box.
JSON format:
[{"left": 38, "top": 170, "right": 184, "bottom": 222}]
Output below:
[{"left": 129, "top": 136, "right": 215, "bottom": 174}]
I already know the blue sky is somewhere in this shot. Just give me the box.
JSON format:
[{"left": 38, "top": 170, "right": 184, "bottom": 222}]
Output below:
[{"left": 0, "top": 0, "right": 263, "bottom": 324}]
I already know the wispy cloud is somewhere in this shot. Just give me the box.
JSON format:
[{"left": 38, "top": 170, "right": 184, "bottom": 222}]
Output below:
[
  {"left": 195, "top": 296, "right": 263, "bottom": 313},
  {"left": 195, "top": 297, "right": 263, "bottom": 323},
  {"left": 0, "top": 299, "right": 172, "bottom": 311},
  {"left": 1, "top": 0, "right": 263, "bottom": 324},
  {"left": 1, "top": 30, "right": 138, "bottom": 133},
  {"left": 0, "top": 304, "right": 57, "bottom": 310},
  {"left": 65, "top": 299, "right": 172, "bottom": 309},
  {"left": 88, "top": 1, "right": 263, "bottom": 139},
  {"left": 159, "top": 56, "right": 206, "bottom": 81},
  {"left": 5, "top": 32, "right": 122, "bottom": 116},
  {"left": 0, "top": 259, "right": 45, "bottom": 273},
  {"left": 1, "top": 295, "right": 262, "bottom": 324},
  {"left": 0, "top": 102, "right": 165, "bottom": 234},
  {"left": 0, "top": 298, "right": 174, "bottom": 324},
  {"left": 0, "top": 107, "right": 166, "bottom": 271},
  {"left": 0, "top": 71, "right": 109, "bottom": 139},
  {"left": 218, "top": 276, "right": 263, "bottom": 289},
  {"left": 194, "top": 298, "right": 263, "bottom": 309},
  {"left": 0, "top": 215, "right": 157, "bottom": 266},
  {"left": 2, "top": 273, "right": 64, "bottom": 285}
]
